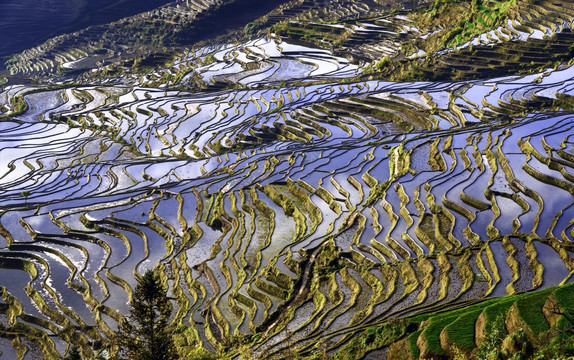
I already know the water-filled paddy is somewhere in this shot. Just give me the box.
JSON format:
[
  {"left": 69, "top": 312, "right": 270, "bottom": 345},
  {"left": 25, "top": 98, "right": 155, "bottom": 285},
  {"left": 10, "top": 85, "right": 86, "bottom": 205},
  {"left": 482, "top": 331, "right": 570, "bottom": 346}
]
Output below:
[{"left": 0, "top": 0, "right": 173, "bottom": 60}]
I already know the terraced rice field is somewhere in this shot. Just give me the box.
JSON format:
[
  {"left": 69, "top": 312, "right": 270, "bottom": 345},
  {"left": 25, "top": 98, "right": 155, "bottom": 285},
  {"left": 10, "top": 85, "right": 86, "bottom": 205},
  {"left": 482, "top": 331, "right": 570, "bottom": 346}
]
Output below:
[{"left": 1, "top": 1, "right": 574, "bottom": 359}]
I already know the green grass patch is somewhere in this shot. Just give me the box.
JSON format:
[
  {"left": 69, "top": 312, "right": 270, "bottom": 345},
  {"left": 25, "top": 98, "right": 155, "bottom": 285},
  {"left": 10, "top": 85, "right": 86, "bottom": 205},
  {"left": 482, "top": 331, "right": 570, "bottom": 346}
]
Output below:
[
  {"left": 443, "top": 309, "right": 483, "bottom": 350},
  {"left": 554, "top": 283, "right": 574, "bottom": 312},
  {"left": 442, "top": 0, "right": 517, "bottom": 48},
  {"left": 483, "top": 297, "right": 514, "bottom": 324},
  {"left": 270, "top": 21, "right": 351, "bottom": 47},
  {"left": 10, "top": 95, "right": 28, "bottom": 114},
  {"left": 403, "top": 284, "right": 574, "bottom": 359},
  {"left": 332, "top": 321, "right": 407, "bottom": 360},
  {"left": 515, "top": 292, "right": 551, "bottom": 335},
  {"left": 363, "top": 180, "right": 390, "bottom": 207},
  {"left": 409, "top": 329, "right": 423, "bottom": 359},
  {"left": 420, "top": 314, "right": 459, "bottom": 355}
]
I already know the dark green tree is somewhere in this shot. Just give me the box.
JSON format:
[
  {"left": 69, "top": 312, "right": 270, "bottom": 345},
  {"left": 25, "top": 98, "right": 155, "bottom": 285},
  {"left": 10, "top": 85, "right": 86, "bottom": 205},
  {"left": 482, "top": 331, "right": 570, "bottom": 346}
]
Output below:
[
  {"left": 64, "top": 345, "right": 82, "bottom": 360},
  {"left": 115, "top": 270, "right": 176, "bottom": 360}
]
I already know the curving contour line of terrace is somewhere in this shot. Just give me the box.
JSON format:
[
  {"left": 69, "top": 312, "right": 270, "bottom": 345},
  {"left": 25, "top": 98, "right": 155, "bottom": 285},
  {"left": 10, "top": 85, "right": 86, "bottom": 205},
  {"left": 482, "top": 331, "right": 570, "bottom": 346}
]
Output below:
[{"left": 0, "top": 3, "right": 573, "bottom": 359}]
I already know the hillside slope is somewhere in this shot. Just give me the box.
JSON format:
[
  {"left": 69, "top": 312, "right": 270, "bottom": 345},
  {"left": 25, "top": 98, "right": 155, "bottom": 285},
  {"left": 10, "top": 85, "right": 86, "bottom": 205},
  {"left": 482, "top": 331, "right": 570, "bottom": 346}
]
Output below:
[{"left": 0, "top": 0, "right": 573, "bottom": 359}]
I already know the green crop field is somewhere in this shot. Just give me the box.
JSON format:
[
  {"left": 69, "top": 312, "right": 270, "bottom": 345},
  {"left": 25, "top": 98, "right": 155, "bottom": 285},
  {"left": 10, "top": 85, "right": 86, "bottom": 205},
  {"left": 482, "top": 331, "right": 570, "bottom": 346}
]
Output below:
[{"left": 0, "top": 0, "right": 573, "bottom": 359}]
